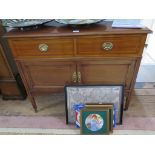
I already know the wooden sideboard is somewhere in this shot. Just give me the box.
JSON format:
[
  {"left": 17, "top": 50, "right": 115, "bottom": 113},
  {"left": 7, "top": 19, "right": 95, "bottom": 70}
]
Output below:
[{"left": 4, "top": 21, "right": 152, "bottom": 111}]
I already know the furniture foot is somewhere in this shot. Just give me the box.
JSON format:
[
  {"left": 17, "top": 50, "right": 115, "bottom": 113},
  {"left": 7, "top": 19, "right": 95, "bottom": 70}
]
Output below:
[
  {"left": 34, "top": 108, "right": 38, "bottom": 113},
  {"left": 124, "top": 107, "right": 128, "bottom": 111},
  {"left": 28, "top": 95, "right": 38, "bottom": 112},
  {"left": 124, "top": 95, "right": 131, "bottom": 110}
]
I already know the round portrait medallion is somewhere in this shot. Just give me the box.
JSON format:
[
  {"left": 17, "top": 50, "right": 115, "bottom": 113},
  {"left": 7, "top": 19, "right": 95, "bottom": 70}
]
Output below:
[{"left": 85, "top": 114, "right": 104, "bottom": 131}]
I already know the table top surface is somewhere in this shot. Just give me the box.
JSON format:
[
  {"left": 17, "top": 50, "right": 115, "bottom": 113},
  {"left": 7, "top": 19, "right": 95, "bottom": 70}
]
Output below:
[{"left": 4, "top": 21, "right": 152, "bottom": 38}]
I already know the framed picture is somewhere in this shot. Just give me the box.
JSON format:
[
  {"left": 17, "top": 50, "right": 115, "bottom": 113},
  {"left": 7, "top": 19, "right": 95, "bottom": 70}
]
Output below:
[
  {"left": 85, "top": 104, "right": 114, "bottom": 133},
  {"left": 64, "top": 85, "right": 124, "bottom": 124},
  {"left": 80, "top": 108, "right": 110, "bottom": 135}
]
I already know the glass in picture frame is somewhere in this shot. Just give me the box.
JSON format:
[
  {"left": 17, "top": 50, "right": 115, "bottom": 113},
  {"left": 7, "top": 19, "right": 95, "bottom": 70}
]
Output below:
[{"left": 64, "top": 84, "right": 124, "bottom": 125}]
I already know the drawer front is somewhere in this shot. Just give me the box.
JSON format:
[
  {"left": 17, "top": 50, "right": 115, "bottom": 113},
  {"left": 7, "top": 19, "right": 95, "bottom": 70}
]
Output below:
[
  {"left": 76, "top": 35, "right": 146, "bottom": 56},
  {"left": 9, "top": 38, "right": 74, "bottom": 58}
]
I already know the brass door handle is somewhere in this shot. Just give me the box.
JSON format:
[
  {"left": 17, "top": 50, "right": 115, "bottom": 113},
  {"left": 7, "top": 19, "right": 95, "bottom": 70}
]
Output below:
[
  {"left": 77, "top": 72, "right": 81, "bottom": 83},
  {"left": 72, "top": 72, "right": 77, "bottom": 83},
  {"left": 102, "top": 42, "right": 113, "bottom": 51},
  {"left": 38, "top": 43, "right": 48, "bottom": 52}
]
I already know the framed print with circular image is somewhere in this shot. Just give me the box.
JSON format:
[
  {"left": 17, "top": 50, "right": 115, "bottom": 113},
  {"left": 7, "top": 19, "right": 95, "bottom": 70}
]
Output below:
[
  {"left": 85, "top": 104, "right": 114, "bottom": 133},
  {"left": 80, "top": 108, "right": 109, "bottom": 135}
]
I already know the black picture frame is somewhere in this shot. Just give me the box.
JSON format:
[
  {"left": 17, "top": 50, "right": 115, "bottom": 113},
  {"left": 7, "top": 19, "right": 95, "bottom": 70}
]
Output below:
[{"left": 64, "top": 84, "right": 124, "bottom": 125}]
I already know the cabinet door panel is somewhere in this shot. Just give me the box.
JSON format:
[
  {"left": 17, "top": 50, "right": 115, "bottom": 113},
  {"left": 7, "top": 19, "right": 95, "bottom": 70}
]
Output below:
[
  {"left": 0, "top": 45, "right": 12, "bottom": 78},
  {"left": 77, "top": 59, "right": 136, "bottom": 89},
  {"left": 20, "top": 60, "right": 76, "bottom": 93}
]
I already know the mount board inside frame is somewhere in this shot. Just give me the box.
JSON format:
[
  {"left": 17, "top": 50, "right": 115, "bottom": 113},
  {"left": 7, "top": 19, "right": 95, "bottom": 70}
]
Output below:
[{"left": 64, "top": 85, "right": 124, "bottom": 124}]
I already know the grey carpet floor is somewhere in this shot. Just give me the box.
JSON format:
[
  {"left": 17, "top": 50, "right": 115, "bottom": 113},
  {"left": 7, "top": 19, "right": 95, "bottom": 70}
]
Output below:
[
  {"left": 0, "top": 82, "right": 155, "bottom": 134},
  {"left": 0, "top": 82, "right": 155, "bottom": 118}
]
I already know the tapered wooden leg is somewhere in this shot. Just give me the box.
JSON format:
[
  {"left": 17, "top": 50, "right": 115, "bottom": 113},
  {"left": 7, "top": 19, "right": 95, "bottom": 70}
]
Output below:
[
  {"left": 125, "top": 58, "right": 142, "bottom": 110},
  {"left": 124, "top": 96, "right": 130, "bottom": 110},
  {"left": 28, "top": 94, "right": 38, "bottom": 112},
  {"left": 124, "top": 98, "right": 129, "bottom": 110},
  {"left": 16, "top": 62, "right": 38, "bottom": 112}
]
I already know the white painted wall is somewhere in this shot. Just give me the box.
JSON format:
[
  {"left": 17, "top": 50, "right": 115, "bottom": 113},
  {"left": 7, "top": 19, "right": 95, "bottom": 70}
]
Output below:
[
  {"left": 141, "top": 19, "right": 154, "bottom": 44},
  {"left": 143, "top": 20, "right": 155, "bottom": 61},
  {"left": 136, "top": 19, "right": 155, "bottom": 64}
]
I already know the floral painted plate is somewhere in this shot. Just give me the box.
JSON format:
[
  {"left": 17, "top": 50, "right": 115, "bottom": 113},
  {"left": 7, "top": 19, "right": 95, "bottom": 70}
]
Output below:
[
  {"left": 55, "top": 19, "right": 103, "bottom": 25},
  {"left": 2, "top": 19, "right": 52, "bottom": 28}
]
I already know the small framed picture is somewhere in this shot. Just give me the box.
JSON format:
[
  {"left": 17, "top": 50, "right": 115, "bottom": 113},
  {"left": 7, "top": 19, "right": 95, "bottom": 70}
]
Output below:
[
  {"left": 64, "top": 85, "right": 124, "bottom": 124},
  {"left": 80, "top": 108, "right": 110, "bottom": 135},
  {"left": 85, "top": 104, "right": 114, "bottom": 133}
]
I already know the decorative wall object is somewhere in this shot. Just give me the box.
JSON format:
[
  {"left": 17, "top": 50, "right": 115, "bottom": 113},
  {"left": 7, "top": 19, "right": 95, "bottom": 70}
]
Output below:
[
  {"left": 65, "top": 85, "right": 124, "bottom": 124},
  {"left": 85, "top": 104, "right": 114, "bottom": 132},
  {"left": 80, "top": 108, "right": 109, "bottom": 135},
  {"left": 1, "top": 19, "right": 52, "bottom": 28},
  {"left": 55, "top": 19, "right": 103, "bottom": 25}
]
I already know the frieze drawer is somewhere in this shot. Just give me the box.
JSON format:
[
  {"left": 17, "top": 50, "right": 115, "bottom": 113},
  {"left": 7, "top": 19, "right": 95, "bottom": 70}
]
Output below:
[
  {"left": 9, "top": 37, "right": 74, "bottom": 58},
  {"left": 76, "top": 35, "right": 146, "bottom": 56}
]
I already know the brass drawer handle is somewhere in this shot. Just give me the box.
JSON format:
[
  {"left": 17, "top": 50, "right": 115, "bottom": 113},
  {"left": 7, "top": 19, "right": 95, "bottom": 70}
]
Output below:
[
  {"left": 38, "top": 43, "right": 48, "bottom": 52},
  {"left": 102, "top": 42, "right": 113, "bottom": 51},
  {"left": 72, "top": 72, "right": 77, "bottom": 83},
  {"left": 77, "top": 72, "right": 81, "bottom": 83}
]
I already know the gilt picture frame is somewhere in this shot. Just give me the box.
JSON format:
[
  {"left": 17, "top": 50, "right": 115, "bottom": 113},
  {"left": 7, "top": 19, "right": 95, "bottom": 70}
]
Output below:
[
  {"left": 80, "top": 108, "right": 110, "bottom": 135},
  {"left": 85, "top": 104, "right": 114, "bottom": 133},
  {"left": 64, "top": 84, "right": 124, "bottom": 124}
]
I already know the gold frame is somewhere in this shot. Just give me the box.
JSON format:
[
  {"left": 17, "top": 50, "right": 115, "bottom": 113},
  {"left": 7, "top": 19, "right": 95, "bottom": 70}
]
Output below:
[
  {"left": 80, "top": 107, "right": 110, "bottom": 135},
  {"left": 85, "top": 104, "right": 114, "bottom": 133}
]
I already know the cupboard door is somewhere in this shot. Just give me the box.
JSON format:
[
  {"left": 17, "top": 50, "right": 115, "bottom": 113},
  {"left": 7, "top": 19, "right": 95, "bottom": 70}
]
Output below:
[
  {"left": 77, "top": 58, "right": 136, "bottom": 89},
  {"left": 19, "top": 60, "right": 76, "bottom": 93},
  {"left": 0, "top": 44, "right": 13, "bottom": 78}
]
